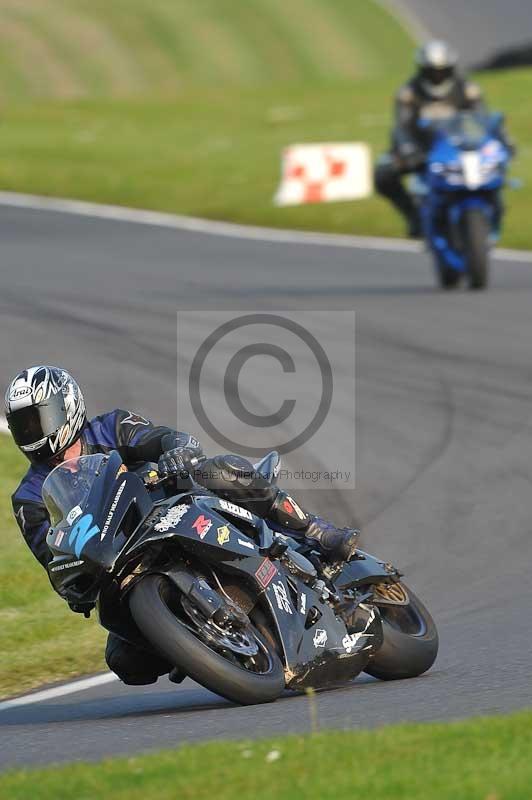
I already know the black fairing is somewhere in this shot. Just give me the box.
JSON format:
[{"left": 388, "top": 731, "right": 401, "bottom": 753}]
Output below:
[
  {"left": 46, "top": 451, "right": 153, "bottom": 605},
  {"left": 45, "top": 451, "right": 387, "bottom": 689}
]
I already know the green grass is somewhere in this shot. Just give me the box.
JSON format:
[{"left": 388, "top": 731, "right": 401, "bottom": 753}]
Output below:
[
  {"left": 0, "top": 436, "right": 106, "bottom": 700},
  {"left": 2, "top": 710, "right": 532, "bottom": 798},
  {"left": 0, "top": 0, "right": 412, "bottom": 100}
]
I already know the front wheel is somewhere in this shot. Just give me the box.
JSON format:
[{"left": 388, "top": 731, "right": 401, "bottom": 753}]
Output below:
[
  {"left": 129, "top": 574, "right": 285, "bottom": 705},
  {"left": 462, "top": 208, "right": 489, "bottom": 290},
  {"left": 364, "top": 583, "right": 438, "bottom": 681}
]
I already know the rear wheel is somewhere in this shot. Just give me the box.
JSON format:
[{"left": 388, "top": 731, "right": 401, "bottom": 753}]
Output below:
[
  {"left": 462, "top": 208, "right": 489, "bottom": 290},
  {"left": 364, "top": 583, "right": 438, "bottom": 681},
  {"left": 129, "top": 574, "right": 285, "bottom": 705}
]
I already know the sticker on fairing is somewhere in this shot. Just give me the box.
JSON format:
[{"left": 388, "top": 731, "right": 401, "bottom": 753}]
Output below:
[
  {"left": 218, "top": 499, "right": 253, "bottom": 521},
  {"left": 66, "top": 506, "right": 82, "bottom": 526},
  {"left": 238, "top": 538, "right": 256, "bottom": 551},
  {"left": 154, "top": 504, "right": 189, "bottom": 532},
  {"left": 54, "top": 530, "right": 66, "bottom": 547},
  {"left": 313, "top": 629, "right": 328, "bottom": 648},
  {"left": 50, "top": 559, "right": 84, "bottom": 572},
  {"left": 255, "top": 558, "right": 277, "bottom": 588},
  {"left": 69, "top": 514, "right": 100, "bottom": 558},
  {"left": 217, "top": 525, "right": 230, "bottom": 545},
  {"left": 272, "top": 581, "right": 293, "bottom": 614},
  {"left": 192, "top": 515, "right": 212, "bottom": 539}
]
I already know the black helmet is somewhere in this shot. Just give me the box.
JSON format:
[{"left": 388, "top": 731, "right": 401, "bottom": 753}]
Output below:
[
  {"left": 416, "top": 40, "right": 458, "bottom": 98},
  {"left": 5, "top": 366, "right": 86, "bottom": 464}
]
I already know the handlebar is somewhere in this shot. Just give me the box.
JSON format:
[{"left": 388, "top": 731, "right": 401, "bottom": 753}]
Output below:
[{"left": 141, "top": 455, "right": 207, "bottom": 490}]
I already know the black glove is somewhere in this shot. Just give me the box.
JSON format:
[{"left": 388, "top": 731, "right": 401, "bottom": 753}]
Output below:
[
  {"left": 158, "top": 433, "right": 203, "bottom": 479},
  {"left": 68, "top": 602, "right": 94, "bottom": 618},
  {"left": 158, "top": 448, "right": 194, "bottom": 478},
  {"left": 396, "top": 142, "right": 425, "bottom": 173}
]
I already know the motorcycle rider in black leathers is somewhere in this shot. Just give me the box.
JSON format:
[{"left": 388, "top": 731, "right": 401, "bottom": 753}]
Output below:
[
  {"left": 6, "top": 365, "right": 359, "bottom": 685},
  {"left": 375, "top": 40, "right": 486, "bottom": 237}
]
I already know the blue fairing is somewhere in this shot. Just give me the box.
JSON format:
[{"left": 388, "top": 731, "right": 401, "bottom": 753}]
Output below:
[{"left": 415, "top": 112, "right": 511, "bottom": 275}]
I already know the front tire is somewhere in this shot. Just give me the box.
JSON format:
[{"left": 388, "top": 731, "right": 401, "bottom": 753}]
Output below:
[
  {"left": 129, "top": 574, "right": 285, "bottom": 705},
  {"left": 364, "top": 583, "right": 438, "bottom": 681},
  {"left": 462, "top": 208, "right": 489, "bottom": 290}
]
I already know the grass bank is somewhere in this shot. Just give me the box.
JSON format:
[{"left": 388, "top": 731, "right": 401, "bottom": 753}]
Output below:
[
  {"left": 0, "top": 67, "right": 530, "bottom": 248},
  {"left": 2, "top": 710, "right": 532, "bottom": 798},
  {"left": 0, "top": 0, "right": 412, "bottom": 99},
  {"left": 0, "top": 436, "right": 106, "bottom": 699}
]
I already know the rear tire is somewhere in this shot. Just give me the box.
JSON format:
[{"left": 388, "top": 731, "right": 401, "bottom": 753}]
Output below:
[
  {"left": 462, "top": 209, "right": 489, "bottom": 290},
  {"left": 129, "top": 574, "right": 285, "bottom": 705},
  {"left": 364, "top": 584, "right": 438, "bottom": 681}
]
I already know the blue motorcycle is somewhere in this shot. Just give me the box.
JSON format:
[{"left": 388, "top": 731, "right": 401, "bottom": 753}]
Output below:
[{"left": 410, "top": 112, "right": 512, "bottom": 290}]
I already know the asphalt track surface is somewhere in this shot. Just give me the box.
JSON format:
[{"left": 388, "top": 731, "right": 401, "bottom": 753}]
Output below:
[
  {"left": 1, "top": 203, "right": 532, "bottom": 768},
  {"left": 391, "top": 0, "right": 532, "bottom": 65}
]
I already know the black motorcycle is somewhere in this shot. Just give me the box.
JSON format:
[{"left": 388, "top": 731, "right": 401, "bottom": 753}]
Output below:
[{"left": 44, "top": 450, "right": 438, "bottom": 705}]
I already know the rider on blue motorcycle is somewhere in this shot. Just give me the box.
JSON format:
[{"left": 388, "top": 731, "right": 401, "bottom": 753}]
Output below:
[
  {"left": 6, "top": 365, "right": 359, "bottom": 685},
  {"left": 375, "top": 40, "right": 488, "bottom": 237}
]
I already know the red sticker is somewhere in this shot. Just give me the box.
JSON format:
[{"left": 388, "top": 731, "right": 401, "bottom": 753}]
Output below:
[
  {"left": 255, "top": 558, "right": 277, "bottom": 589},
  {"left": 192, "top": 515, "right": 212, "bottom": 539},
  {"left": 282, "top": 500, "right": 294, "bottom": 514},
  {"left": 55, "top": 530, "right": 66, "bottom": 546}
]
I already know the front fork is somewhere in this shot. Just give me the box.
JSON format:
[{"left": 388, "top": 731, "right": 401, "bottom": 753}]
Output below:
[{"left": 422, "top": 192, "right": 500, "bottom": 272}]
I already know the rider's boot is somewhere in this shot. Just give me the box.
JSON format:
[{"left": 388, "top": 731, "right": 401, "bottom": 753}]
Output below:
[
  {"left": 304, "top": 515, "right": 359, "bottom": 563},
  {"left": 268, "top": 490, "right": 359, "bottom": 564}
]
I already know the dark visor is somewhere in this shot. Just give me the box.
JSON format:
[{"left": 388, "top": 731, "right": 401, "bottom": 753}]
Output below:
[
  {"left": 8, "top": 392, "right": 66, "bottom": 448},
  {"left": 422, "top": 66, "right": 453, "bottom": 85}
]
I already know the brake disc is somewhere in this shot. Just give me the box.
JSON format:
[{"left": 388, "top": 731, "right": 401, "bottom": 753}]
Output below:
[{"left": 181, "top": 596, "right": 259, "bottom": 657}]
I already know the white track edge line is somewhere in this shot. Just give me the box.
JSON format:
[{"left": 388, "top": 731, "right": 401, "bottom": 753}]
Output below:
[
  {"left": 0, "top": 190, "right": 530, "bottom": 262},
  {"left": 0, "top": 416, "right": 8, "bottom": 433},
  {"left": 0, "top": 191, "right": 420, "bottom": 253},
  {"left": 0, "top": 672, "right": 119, "bottom": 711}
]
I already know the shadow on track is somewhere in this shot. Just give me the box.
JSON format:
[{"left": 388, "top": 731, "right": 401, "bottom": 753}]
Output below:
[
  {"left": 0, "top": 674, "right": 380, "bottom": 728},
  {"left": 0, "top": 686, "right": 230, "bottom": 727}
]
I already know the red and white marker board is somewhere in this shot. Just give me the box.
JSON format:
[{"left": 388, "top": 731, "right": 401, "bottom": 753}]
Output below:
[{"left": 274, "top": 142, "right": 372, "bottom": 206}]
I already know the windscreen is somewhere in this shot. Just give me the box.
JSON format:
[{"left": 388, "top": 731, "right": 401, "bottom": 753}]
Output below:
[
  {"left": 431, "top": 112, "right": 491, "bottom": 148},
  {"left": 42, "top": 454, "right": 107, "bottom": 527}
]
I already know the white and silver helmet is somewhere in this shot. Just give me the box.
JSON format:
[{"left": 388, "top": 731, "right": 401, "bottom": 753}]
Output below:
[
  {"left": 416, "top": 40, "right": 458, "bottom": 98},
  {"left": 5, "top": 366, "right": 86, "bottom": 464}
]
